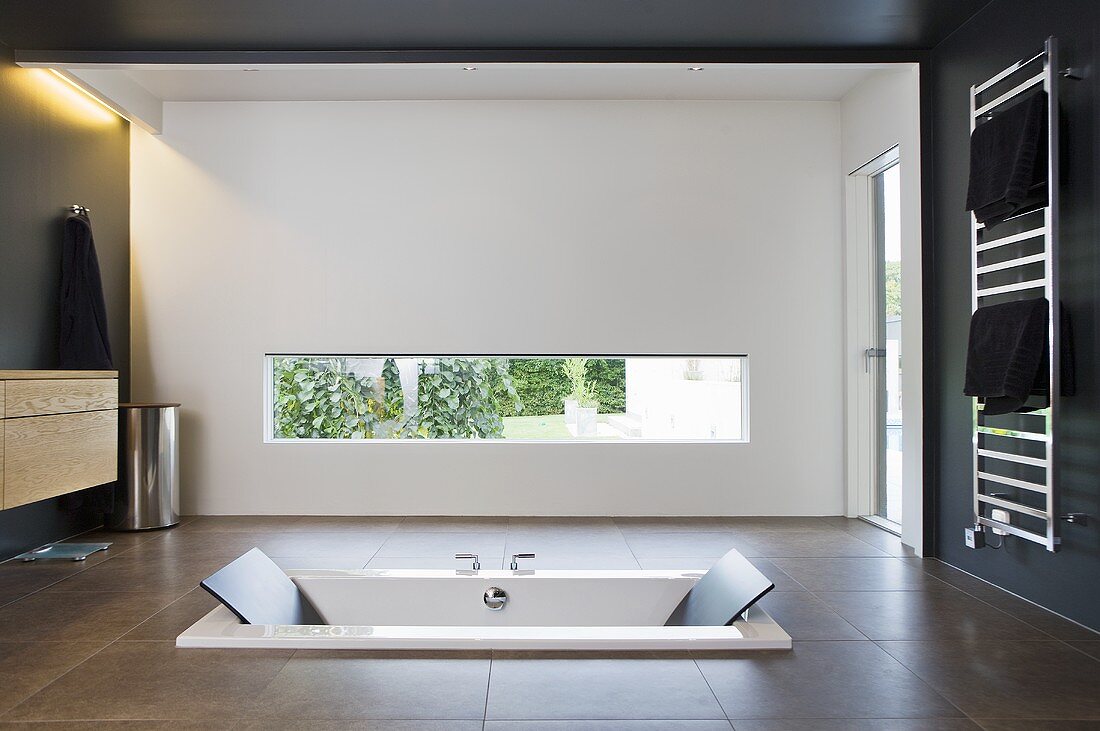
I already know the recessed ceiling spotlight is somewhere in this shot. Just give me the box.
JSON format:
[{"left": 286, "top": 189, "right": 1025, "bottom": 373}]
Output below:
[
  {"left": 688, "top": 66, "right": 704, "bottom": 72},
  {"left": 463, "top": 66, "right": 478, "bottom": 71}
]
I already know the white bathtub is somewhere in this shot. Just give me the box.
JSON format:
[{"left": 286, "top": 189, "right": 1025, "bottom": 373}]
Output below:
[{"left": 177, "top": 568, "right": 791, "bottom": 651}]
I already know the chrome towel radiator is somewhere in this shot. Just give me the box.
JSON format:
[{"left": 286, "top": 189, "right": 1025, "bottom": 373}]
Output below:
[{"left": 968, "top": 36, "right": 1078, "bottom": 552}]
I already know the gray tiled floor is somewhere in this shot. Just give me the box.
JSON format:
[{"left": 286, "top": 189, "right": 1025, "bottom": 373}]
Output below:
[{"left": 0, "top": 515, "right": 1096, "bottom": 728}]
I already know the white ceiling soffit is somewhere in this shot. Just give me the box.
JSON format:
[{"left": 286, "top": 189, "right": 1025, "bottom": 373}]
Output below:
[{"left": 46, "top": 62, "right": 899, "bottom": 135}]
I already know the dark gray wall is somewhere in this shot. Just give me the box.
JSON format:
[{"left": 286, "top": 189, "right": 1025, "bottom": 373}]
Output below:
[
  {"left": 0, "top": 44, "right": 130, "bottom": 559},
  {"left": 929, "top": 0, "right": 1100, "bottom": 629}
]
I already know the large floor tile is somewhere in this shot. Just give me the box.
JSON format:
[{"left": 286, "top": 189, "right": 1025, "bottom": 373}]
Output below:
[
  {"left": 250, "top": 651, "right": 490, "bottom": 720},
  {"left": 282, "top": 517, "right": 404, "bottom": 533},
  {"left": 0, "top": 642, "right": 105, "bottom": 715},
  {"left": 243, "top": 533, "right": 389, "bottom": 560},
  {"left": 508, "top": 517, "right": 620, "bottom": 532},
  {"left": 878, "top": 640, "right": 1100, "bottom": 719},
  {"left": 771, "top": 558, "right": 945, "bottom": 592},
  {"left": 958, "top": 591, "right": 1098, "bottom": 642},
  {"left": 398, "top": 517, "right": 508, "bottom": 533},
  {"left": 35, "top": 555, "right": 229, "bottom": 594},
  {"left": 0, "top": 562, "right": 92, "bottom": 599},
  {"left": 240, "top": 723, "right": 484, "bottom": 731},
  {"left": 637, "top": 557, "right": 720, "bottom": 570},
  {"left": 823, "top": 518, "right": 915, "bottom": 557},
  {"left": 745, "top": 558, "right": 807, "bottom": 592},
  {"left": 64, "top": 528, "right": 170, "bottom": 548},
  {"left": 623, "top": 533, "right": 752, "bottom": 558},
  {"left": 119, "top": 588, "right": 220, "bottom": 641},
  {"left": 130, "top": 531, "right": 389, "bottom": 562},
  {"left": 486, "top": 657, "right": 725, "bottom": 720},
  {"left": 272, "top": 556, "right": 372, "bottom": 570},
  {"left": 486, "top": 723, "right": 734, "bottom": 730},
  {"left": 116, "top": 530, "right": 270, "bottom": 559},
  {"left": 5, "top": 642, "right": 293, "bottom": 721},
  {"left": 175, "top": 516, "right": 305, "bottom": 532},
  {"left": 0, "top": 590, "right": 180, "bottom": 642},
  {"left": 816, "top": 588, "right": 1050, "bottom": 641},
  {"left": 755, "top": 593, "right": 865, "bottom": 640},
  {"left": 616, "top": 517, "right": 837, "bottom": 534},
  {"left": 697, "top": 641, "right": 962, "bottom": 719},
  {"left": 734, "top": 531, "right": 888, "bottom": 558},
  {"left": 1070, "top": 641, "right": 1100, "bottom": 661},
  {"left": 504, "top": 532, "right": 632, "bottom": 557},
  {"left": 375, "top": 532, "right": 506, "bottom": 558},
  {"left": 0, "top": 722, "right": 238, "bottom": 730},
  {"left": 974, "top": 721, "right": 1100, "bottom": 730},
  {"left": 910, "top": 561, "right": 1100, "bottom": 641},
  {"left": 730, "top": 721, "right": 981, "bottom": 730}
]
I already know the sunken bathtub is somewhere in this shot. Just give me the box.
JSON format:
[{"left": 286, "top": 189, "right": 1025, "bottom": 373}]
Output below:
[{"left": 178, "top": 551, "right": 791, "bottom": 651}]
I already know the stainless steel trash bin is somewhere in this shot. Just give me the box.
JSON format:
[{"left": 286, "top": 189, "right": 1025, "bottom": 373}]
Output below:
[{"left": 108, "top": 403, "right": 180, "bottom": 531}]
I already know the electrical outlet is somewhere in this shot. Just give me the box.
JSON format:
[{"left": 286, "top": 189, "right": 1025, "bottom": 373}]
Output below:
[{"left": 991, "top": 508, "right": 1010, "bottom": 535}]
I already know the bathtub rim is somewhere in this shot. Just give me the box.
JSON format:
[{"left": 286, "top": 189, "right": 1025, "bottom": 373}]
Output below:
[{"left": 178, "top": 567, "right": 791, "bottom": 651}]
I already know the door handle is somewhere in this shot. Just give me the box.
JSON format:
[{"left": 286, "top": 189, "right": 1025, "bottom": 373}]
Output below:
[{"left": 864, "top": 347, "right": 886, "bottom": 372}]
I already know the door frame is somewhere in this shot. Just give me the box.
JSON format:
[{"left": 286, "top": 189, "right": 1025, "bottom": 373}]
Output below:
[{"left": 844, "top": 144, "right": 923, "bottom": 550}]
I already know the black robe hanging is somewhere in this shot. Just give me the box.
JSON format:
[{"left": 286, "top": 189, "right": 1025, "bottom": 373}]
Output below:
[{"left": 59, "top": 211, "right": 114, "bottom": 369}]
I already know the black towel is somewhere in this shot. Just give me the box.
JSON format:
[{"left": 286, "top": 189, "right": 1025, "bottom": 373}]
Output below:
[
  {"left": 966, "top": 90, "right": 1048, "bottom": 227},
  {"left": 964, "top": 298, "right": 1048, "bottom": 415},
  {"left": 59, "top": 211, "right": 114, "bottom": 370}
]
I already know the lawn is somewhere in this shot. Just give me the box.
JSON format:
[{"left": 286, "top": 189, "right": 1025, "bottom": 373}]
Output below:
[
  {"left": 502, "top": 414, "right": 573, "bottom": 440},
  {"left": 502, "top": 413, "right": 627, "bottom": 440}
]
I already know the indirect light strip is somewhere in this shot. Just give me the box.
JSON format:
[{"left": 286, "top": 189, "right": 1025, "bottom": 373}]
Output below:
[{"left": 46, "top": 69, "right": 131, "bottom": 123}]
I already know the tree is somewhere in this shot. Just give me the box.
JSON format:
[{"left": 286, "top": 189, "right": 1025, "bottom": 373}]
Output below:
[{"left": 885, "top": 261, "right": 902, "bottom": 317}]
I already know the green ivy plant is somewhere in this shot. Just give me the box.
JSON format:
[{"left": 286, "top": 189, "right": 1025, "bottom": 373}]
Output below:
[
  {"left": 381, "top": 358, "right": 404, "bottom": 421},
  {"left": 272, "top": 357, "right": 381, "bottom": 439},
  {"left": 415, "top": 357, "right": 521, "bottom": 439}
]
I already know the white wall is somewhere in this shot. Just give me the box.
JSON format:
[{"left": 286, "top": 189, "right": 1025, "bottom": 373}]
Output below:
[
  {"left": 839, "top": 66, "right": 924, "bottom": 551},
  {"left": 131, "top": 99, "right": 845, "bottom": 516}
]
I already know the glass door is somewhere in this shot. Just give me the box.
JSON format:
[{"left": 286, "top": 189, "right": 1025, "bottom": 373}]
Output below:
[{"left": 870, "top": 158, "right": 902, "bottom": 528}]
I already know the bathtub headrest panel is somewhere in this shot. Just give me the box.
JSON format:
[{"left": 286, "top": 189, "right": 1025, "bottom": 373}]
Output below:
[
  {"left": 200, "top": 547, "right": 323, "bottom": 625},
  {"left": 663, "top": 548, "right": 775, "bottom": 627}
]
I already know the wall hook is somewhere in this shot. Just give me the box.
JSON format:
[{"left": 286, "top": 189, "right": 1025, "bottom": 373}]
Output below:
[
  {"left": 1060, "top": 67, "right": 1084, "bottom": 80},
  {"left": 1061, "top": 513, "right": 1089, "bottom": 526}
]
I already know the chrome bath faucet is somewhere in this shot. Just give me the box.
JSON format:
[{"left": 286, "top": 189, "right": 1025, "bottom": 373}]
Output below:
[
  {"left": 455, "top": 553, "right": 480, "bottom": 570},
  {"left": 510, "top": 553, "right": 535, "bottom": 570}
]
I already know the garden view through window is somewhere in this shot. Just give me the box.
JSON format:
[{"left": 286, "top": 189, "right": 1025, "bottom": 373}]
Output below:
[{"left": 267, "top": 356, "right": 747, "bottom": 441}]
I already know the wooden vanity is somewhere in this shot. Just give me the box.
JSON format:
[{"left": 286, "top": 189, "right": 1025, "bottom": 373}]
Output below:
[{"left": 0, "top": 370, "right": 118, "bottom": 510}]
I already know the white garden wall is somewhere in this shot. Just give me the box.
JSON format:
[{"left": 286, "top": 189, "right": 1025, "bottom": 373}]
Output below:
[{"left": 131, "top": 100, "right": 845, "bottom": 516}]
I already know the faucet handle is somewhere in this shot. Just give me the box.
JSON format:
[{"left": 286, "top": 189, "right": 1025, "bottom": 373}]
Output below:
[
  {"left": 455, "top": 553, "right": 480, "bottom": 570},
  {"left": 510, "top": 553, "right": 535, "bottom": 570}
]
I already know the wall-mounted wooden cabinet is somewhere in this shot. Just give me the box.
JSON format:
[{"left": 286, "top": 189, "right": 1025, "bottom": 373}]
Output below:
[{"left": 0, "top": 371, "right": 118, "bottom": 510}]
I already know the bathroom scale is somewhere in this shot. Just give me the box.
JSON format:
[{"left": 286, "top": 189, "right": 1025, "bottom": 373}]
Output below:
[{"left": 15, "top": 542, "right": 111, "bottom": 562}]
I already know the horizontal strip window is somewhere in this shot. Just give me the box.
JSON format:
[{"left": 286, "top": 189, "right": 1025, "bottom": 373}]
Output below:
[{"left": 265, "top": 355, "right": 748, "bottom": 443}]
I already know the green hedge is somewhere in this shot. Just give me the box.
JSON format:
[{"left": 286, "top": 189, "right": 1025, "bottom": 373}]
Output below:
[{"left": 501, "top": 358, "right": 626, "bottom": 417}]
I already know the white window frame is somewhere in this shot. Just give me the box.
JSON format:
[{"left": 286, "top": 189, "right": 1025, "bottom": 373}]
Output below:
[
  {"left": 845, "top": 146, "right": 899, "bottom": 522},
  {"left": 263, "top": 353, "right": 750, "bottom": 444}
]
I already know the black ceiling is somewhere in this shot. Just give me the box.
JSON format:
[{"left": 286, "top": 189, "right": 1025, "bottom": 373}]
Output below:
[{"left": 0, "top": 0, "right": 990, "bottom": 53}]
